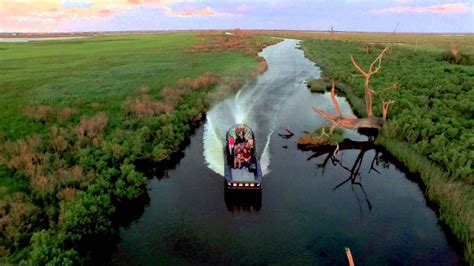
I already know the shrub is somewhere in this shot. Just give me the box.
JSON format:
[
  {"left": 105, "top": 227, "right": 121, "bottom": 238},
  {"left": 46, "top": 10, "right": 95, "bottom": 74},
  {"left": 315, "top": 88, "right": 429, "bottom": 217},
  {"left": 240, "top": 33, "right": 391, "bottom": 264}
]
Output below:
[
  {"left": 297, "top": 127, "right": 344, "bottom": 146},
  {"left": 441, "top": 43, "right": 473, "bottom": 66},
  {"left": 26, "top": 230, "right": 78, "bottom": 265},
  {"left": 0, "top": 194, "right": 41, "bottom": 249},
  {"left": 59, "top": 192, "right": 115, "bottom": 242},
  {"left": 56, "top": 188, "right": 78, "bottom": 202},
  {"left": 306, "top": 78, "right": 331, "bottom": 92},
  {"left": 76, "top": 113, "right": 108, "bottom": 146},
  {"left": 126, "top": 97, "right": 174, "bottom": 118},
  {"left": 0, "top": 135, "right": 45, "bottom": 180},
  {"left": 113, "top": 163, "right": 147, "bottom": 202},
  {"left": 30, "top": 174, "right": 56, "bottom": 196},
  {"left": 49, "top": 127, "right": 69, "bottom": 152},
  {"left": 56, "top": 165, "right": 93, "bottom": 189},
  {"left": 24, "top": 106, "right": 53, "bottom": 123},
  {"left": 57, "top": 108, "right": 76, "bottom": 122},
  {"left": 161, "top": 86, "right": 184, "bottom": 104},
  {"left": 174, "top": 73, "right": 220, "bottom": 91}
]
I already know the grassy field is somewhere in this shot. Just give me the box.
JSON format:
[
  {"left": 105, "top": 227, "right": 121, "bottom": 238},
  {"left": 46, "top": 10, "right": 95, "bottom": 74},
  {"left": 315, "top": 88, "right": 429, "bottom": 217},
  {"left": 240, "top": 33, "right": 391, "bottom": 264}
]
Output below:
[
  {"left": 289, "top": 32, "right": 474, "bottom": 263},
  {"left": 0, "top": 31, "right": 276, "bottom": 264},
  {"left": 0, "top": 33, "right": 264, "bottom": 138},
  {"left": 255, "top": 30, "right": 474, "bottom": 53}
]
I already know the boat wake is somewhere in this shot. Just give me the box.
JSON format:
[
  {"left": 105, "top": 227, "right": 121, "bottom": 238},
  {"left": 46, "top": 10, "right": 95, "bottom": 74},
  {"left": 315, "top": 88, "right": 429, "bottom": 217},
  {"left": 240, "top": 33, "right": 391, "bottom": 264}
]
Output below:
[
  {"left": 203, "top": 85, "right": 291, "bottom": 177},
  {"left": 203, "top": 39, "right": 320, "bottom": 177},
  {"left": 203, "top": 71, "right": 297, "bottom": 177}
]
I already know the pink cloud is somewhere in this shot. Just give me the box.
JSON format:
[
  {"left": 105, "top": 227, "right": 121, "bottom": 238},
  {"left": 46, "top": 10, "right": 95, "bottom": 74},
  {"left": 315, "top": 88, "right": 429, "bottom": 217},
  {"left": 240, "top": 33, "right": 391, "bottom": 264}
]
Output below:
[
  {"left": 163, "top": 6, "right": 233, "bottom": 17},
  {"left": 0, "top": 0, "right": 231, "bottom": 32},
  {"left": 372, "top": 3, "right": 472, "bottom": 14},
  {"left": 164, "top": 6, "right": 214, "bottom": 17}
]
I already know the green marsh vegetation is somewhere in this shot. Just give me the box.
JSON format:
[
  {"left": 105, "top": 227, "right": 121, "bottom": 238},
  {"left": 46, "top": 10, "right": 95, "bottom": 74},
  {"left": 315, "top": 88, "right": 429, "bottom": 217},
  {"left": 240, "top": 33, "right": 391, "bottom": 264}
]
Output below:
[
  {"left": 0, "top": 31, "right": 277, "bottom": 264},
  {"left": 297, "top": 127, "right": 344, "bottom": 147},
  {"left": 299, "top": 34, "right": 473, "bottom": 263}
]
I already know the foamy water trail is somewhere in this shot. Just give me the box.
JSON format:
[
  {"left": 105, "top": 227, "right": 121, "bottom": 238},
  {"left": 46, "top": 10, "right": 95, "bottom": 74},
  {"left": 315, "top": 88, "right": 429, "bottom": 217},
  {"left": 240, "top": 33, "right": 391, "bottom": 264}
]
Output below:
[
  {"left": 203, "top": 92, "right": 252, "bottom": 176},
  {"left": 203, "top": 78, "right": 297, "bottom": 176},
  {"left": 203, "top": 39, "right": 320, "bottom": 177},
  {"left": 202, "top": 117, "right": 225, "bottom": 175},
  {"left": 258, "top": 82, "right": 297, "bottom": 175}
]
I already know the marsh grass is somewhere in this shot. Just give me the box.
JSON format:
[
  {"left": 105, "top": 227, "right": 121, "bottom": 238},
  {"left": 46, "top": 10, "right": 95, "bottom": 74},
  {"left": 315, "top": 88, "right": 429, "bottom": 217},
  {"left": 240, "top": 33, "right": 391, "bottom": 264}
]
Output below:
[
  {"left": 252, "top": 30, "right": 474, "bottom": 54},
  {"left": 298, "top": 127, "right": 344, "bottom": 146},
  {"left": 377, "top": 136, "right": 474, "bottom": 263},
  {"left": 300, "top": 37, "right": 474, "bottom": 263},
  {"left": 306, "top": 78, "right": 331, "bottom": 92}
]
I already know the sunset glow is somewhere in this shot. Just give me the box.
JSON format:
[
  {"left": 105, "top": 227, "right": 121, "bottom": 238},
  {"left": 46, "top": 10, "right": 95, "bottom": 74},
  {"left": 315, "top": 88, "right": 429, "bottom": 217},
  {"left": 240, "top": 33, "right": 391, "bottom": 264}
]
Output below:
[{"left": 1, "top": 0, "right": 472, "bottom": 32}]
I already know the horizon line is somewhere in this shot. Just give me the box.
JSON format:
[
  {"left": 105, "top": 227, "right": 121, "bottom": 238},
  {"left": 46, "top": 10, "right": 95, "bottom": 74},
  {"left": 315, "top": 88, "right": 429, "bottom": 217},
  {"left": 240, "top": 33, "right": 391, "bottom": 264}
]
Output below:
[{"left": 1, "top": 29, "right": 473, "bottom": 35}]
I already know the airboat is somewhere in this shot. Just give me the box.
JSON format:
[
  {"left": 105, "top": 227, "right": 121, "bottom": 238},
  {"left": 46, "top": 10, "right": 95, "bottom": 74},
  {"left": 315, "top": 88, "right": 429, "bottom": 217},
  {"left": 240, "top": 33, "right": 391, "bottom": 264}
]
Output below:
[{"left": 224, "top": 124, "right": 262, "bottom": 190}]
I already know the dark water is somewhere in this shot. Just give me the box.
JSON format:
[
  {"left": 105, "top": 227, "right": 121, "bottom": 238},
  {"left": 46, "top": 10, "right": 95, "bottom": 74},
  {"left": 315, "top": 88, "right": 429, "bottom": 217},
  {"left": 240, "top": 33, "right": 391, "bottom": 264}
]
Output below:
[{"left": 110, "top": 40, "right": 462, "bottom": 265}]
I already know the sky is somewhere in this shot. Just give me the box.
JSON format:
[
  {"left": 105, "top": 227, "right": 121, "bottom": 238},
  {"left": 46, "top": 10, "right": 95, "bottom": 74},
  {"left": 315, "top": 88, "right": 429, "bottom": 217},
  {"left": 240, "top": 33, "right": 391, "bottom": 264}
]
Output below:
[{"left": 0, "top": 0, "right": 473, "bottom": 33}]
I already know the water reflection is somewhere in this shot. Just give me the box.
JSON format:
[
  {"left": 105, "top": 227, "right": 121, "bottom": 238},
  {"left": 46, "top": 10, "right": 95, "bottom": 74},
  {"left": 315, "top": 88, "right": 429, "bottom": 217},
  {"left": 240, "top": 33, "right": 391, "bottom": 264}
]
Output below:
[
  {"left": 305, "top": 139, "right": 395, "bottom": 216},
  {"left": 224, "top": 185, "right": 262, "bottom": 213}
]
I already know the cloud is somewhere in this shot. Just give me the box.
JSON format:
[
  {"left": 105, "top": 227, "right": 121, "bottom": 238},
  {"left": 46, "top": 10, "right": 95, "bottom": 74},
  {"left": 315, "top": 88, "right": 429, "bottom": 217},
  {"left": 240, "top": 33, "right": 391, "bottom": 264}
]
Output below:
[
  {"left": 164, "top": 6, "right": 214, "bottom": 17},
  {"left": 371, "top": 3, "right": 472, "bottom": 14},
  {"left": 0, "top": 0, "right": 237, "bottom": 32},
  {"left": 0, "top": 0, "right": 176, "bottom": 32},
  {"left": 164, "top": 5, "right": 235, "bottom": 17}
]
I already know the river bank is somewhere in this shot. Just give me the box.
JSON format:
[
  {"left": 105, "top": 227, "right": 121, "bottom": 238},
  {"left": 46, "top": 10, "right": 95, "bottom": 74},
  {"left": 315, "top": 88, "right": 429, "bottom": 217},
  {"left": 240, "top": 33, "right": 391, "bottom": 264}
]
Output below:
[{"left": 300, "top": 39, "right": 473, "bottom": 264}]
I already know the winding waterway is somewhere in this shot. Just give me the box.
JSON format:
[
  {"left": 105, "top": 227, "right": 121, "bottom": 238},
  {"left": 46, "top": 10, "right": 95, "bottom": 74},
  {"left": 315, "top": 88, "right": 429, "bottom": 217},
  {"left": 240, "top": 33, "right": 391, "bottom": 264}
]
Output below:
[{"left": 110, "top": 40, "right": 462, "bottom": 265}]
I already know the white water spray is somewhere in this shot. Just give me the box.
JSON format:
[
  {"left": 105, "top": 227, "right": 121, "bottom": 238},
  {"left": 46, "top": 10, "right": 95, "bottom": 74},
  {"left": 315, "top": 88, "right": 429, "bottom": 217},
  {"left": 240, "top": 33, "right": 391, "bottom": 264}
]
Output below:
[
  {"left": 203, "top": 75, "right": 296, "bottom": 176},
  {"left": 202, "top": 39, "right": 320, "bottom": 177}
]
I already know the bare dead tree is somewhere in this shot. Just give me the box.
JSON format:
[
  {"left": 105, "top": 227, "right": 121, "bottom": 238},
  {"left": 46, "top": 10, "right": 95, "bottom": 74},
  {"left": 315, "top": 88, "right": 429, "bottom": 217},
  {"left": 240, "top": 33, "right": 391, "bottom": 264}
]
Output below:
[
  {"left": 330, "top": 26, "right": 336, "bottom": 39},
  {"left": 313, "top": 45, "right": 397, "bottom": 132},
  {"left": 350, "top": 46, "right": 390, "bottom": 117},
  {"left": 450, "top": 42, "right": 460, "bottom": 58}
]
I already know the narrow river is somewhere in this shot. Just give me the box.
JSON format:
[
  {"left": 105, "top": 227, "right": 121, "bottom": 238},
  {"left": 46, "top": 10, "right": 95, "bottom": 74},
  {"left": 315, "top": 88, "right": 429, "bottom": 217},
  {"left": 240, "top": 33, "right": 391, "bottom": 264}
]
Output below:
[{"left": 110, "top": 40, "right": 462, "bottom": 265}]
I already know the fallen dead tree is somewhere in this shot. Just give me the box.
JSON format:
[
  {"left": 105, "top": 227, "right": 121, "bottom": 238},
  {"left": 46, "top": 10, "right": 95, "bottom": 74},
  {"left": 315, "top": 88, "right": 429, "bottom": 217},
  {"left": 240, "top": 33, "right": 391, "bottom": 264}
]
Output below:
[
  {"left": 313, "top": 45, "right": 396, "bottom": 134},
  {"left": 298, "top": 138, "right": 375, "bottom": 152}
]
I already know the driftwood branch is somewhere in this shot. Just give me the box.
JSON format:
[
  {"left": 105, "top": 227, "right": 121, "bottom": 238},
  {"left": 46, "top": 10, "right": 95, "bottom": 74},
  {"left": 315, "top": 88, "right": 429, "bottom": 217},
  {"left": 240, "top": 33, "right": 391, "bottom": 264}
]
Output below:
[
  {"left": 302, "top": 139, "right": 376, "bottom": 153},
  {"left": 278, "top": 126, "right": 295, "bottom": 139}
]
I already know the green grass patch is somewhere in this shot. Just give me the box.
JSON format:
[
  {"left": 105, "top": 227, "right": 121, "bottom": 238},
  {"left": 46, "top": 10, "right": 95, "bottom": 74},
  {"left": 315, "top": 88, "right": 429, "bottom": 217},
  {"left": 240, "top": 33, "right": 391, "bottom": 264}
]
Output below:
[
  {"left": 0, "top": 33, "right": 260, "bottom": 139},
  {"left": 298, "top": 127, "right": 344, "bottom": 147},
  {"left": 306, "top": 78, "right": 332, "bottom": 92}
]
